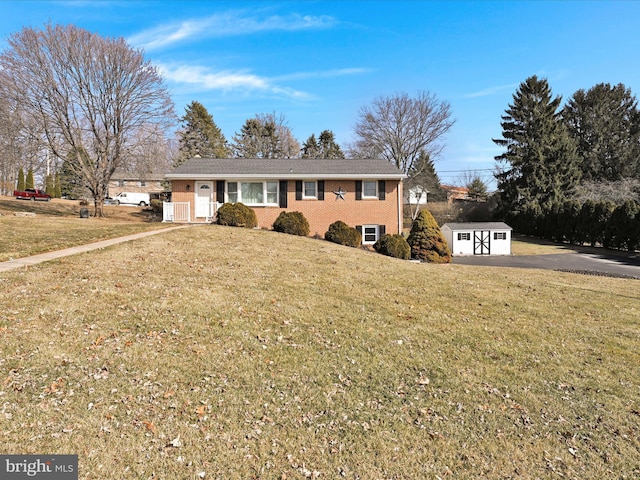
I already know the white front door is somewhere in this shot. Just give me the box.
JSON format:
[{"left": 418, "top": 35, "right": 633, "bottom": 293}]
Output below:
[{"left": 195, "top": 182, "right": 213, "bottom": 218}]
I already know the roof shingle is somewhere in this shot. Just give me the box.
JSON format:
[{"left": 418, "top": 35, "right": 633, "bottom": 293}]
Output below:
[{"left": 165, "top": 157, "right": 406, "bottom": 179}]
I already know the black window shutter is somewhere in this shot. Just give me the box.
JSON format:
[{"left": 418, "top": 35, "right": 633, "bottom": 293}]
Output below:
[
  {"left": 378, "top": 180, "right": 386, "bottom": 200},
  {"left": 279, "top": 180, "right": 288, "bottom": 208},
  {"left": 379, "top": 225, "right": 386, "bottom": 235},
  {"left": 295, "top": 181, "right": 303, "bottom": 201},
  {"left": 355, "top": 181, "right": 362, "bottom": 200},
  {"left": 318, "top": 180, "right": 324, "bottom": 200},
  {"left": 356, "top": 225, "right": 362, "bottom": 236},
  {"left": 216, "top": 181, "right": 225, "bottom": 203}
]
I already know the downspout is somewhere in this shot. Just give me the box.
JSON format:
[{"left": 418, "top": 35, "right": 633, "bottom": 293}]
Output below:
[{"left": 397, "top": 179, "right": 403, "bottom": 234}]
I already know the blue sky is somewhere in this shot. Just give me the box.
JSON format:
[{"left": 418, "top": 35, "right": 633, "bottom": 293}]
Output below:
[{"left": 2, "top": 1, "right": 640, "bottom": 188}]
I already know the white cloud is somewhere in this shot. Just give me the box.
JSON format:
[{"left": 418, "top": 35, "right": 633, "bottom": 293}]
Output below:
[
  {"left": 274, "top": 68, "right": 370, "bottom": 81},
  {"left": 129, "top": 12, "right": 337, "bottom": 51},
  {"left": 463, "top": 83, "right": 519, "bottom": 98},
  {"left": 157, "top": 63, "right": 313, "bottom": 100}
]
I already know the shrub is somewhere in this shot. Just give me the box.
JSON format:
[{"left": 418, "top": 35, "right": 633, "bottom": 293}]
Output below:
[
  {"left": 325, "top": 221, "right": 362, "bottom": 247},
  {"left": 150, "top": 199, "right": 163, "bottom": 214},
  {"left": 272, "top": 211, "right": 310, "bottom": 236},
  {"left": 216, "top": 203, "right": 257, "bottom": 228},
  {"left": 407, "top": 209, "right": 451, "bottom": 263},
  {"left": 373, "top": 234, "right": 410, "bottom": 259}
]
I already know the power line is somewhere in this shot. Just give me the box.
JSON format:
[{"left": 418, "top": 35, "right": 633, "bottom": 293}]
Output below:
[{"left": 437, "top": 168, "right": 494, "bottom": 173}]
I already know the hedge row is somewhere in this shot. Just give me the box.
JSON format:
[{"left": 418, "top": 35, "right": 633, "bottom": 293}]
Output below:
[{"left": 506, "top": 199, "right": 640, "bottom": 251}]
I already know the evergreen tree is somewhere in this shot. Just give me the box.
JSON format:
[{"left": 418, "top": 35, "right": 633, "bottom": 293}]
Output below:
[
  {"left": 467, "top": 176, "right": 488, "bottom": 201},
  {"left": 406, "top": 209, "right": 451, "bottom": 263},
  {"left": 26, "top": 169, "right": 34, "bottom": 189},
  {"left": 59, "top": 150, "right": 87, "bottom": 199},
  {"left": 232, "top": 113, "right": 298, "bottom": 158},
  {"left": 54, "top": 172, "right": 61, "bottom": 198},
  {"left": 301, "top": 133, "right": 320, "bottom": 158},
  {"left": 45, "top": 174, "right": 54, "bottom": 196},
  {"left": 493, "top": 76, "right": 580, "bottom": 217},
  {"left": 405, "top": 151, "right": 446, "bottom": 219},
  {"left": 16, "top": 168, "right": 25, "bottom": 191},
  {"left": 301, "top": 130, "right": 344, "bottom": 158},
  {"left": 563, "top": 83, "right": 640, "bottom": 182},
  {"left": 318, "top": 130, "right": 344, "bottom": 158},
  {"left": 177, "top": 101, "right": 228, "bottom": 166}
]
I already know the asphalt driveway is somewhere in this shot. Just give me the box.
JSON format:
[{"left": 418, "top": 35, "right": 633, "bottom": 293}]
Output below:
[{"left": 453, "top": 251, "right": 640, "bottom": 279}]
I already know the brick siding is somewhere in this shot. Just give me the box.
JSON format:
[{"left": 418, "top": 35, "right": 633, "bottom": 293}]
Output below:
[{"left": 170, "top": 179, "right": 403, "bottom": 237}]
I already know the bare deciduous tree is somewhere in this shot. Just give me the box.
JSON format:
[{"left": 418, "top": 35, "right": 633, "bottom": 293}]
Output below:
[
  {"left": 0, "top": 24, "right": 175, "bottom": 216},
  {"left": 350, "top": 91, "right": 454, "bottom": 174}
]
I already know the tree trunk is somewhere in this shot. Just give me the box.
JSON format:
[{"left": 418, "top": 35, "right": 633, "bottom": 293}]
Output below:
[{"left": 94, "top": 198, "right": 104, "bottom": 218}]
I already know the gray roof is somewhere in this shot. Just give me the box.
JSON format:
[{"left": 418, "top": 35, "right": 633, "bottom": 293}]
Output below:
[
  {"left": 442, "top": 222, "right": 512, "bottom": 231},
  {"left": 165, "top": 157, "right": 406, "bottom": 180}
]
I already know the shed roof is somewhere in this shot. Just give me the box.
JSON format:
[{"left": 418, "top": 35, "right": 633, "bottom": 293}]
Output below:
[
  {"left": 165, "top": 157, "right": 406, "bottom": 180},
  {"left": 442, "top": 222, "right": 512, "bottom": 231}
]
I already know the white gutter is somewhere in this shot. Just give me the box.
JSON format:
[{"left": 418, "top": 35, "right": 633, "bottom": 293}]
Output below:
[{"left": 165, "top": 173, "right": 407, "bottom": 180}]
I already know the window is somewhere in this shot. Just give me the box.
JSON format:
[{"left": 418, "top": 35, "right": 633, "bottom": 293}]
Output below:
[
  {"left": 362, "top": 180, "right": 377, "bottom": 198},
  {"left": 242, "top": 182, "right": 264, "bottom": 204},
  {"left": 361, "top": 225, "right": 380, "bottom": 244},
  {"left": 227, "top": 182, "right": 238, "bottom": 203},
  {"left": 266, "top": 181, "right": 278, "bottom": 204},
  {"left": 226, "top": 181, "right": 278, "bottom": 206},
  {"left": 494, "top": 232, "right": 507, "bottom": 240},
  {"left": 458, "top": 232, "right": 471, "bottom": 241},
  {"left": 303, "top": 181, "right": 317, "bottom": 199},
  {"left": 139, "top": 181, "right": 147, "bottom": 187}
]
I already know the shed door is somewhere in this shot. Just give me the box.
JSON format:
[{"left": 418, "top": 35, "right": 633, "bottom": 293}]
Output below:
[{"left": 474, "top": 230, "right": 490, "bottom": 255}]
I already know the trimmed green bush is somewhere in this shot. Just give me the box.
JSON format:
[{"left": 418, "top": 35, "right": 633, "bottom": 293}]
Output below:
[
  {"left": 374, "top": 233, "right": 410, "bottom": 259},
  {"left": 272, "top": 211, "right": 310, "bottom": 236},
  {"left": 407, "top": 209, "right": 451, "bottom": 263},
  {"left": 216, "top": 202, "right": 257, "bottom": 228},
  {"left": 325, "top": 221, "right": 362, "bottom": 247}
]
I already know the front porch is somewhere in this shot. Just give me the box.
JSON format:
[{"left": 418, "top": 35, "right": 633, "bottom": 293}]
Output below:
[{"left": 163, "top": 201, "right": 218, "bottom": 223}]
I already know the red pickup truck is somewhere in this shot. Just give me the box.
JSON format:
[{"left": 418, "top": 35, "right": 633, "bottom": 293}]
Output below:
[{"left": 13, "top": 189, "right": 52, "bottom": 201}]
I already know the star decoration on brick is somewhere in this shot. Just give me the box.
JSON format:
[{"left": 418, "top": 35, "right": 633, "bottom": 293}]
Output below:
[{"left": 333, "top": 187, "right": 346, "bottom": 201}]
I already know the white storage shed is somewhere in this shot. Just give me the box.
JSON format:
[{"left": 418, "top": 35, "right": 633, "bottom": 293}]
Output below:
[{"left": 441, "top": 222, "right": 512, "bottom": 256}]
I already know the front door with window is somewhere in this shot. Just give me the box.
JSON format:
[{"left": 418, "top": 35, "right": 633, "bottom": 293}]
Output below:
[
  {"left": 473, "top": 230, "right": 490, "bottom": 255},
  {"left": 195, "top": 182, "right": 213, "bottom": 218}
]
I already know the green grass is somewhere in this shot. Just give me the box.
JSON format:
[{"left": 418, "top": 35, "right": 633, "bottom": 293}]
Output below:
[{"left": 0, "top": 225, "right": 638, "bottom": 479}]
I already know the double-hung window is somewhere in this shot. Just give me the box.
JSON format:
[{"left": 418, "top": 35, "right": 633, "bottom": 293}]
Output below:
[
  {"left": 303, "top": 181, "right": 317, "bottom": 199},
  {"left": 362, "top": 180, "right": 378, "bottom": 198},
  {"left": 458, "top": 232, "right": 471, "bottom": 241},
  {"left": 494, "top": 232, "right": 507, "bottom": 240},
  {"left": 226, "top": 181, "right": 278, "bottom": 206}
]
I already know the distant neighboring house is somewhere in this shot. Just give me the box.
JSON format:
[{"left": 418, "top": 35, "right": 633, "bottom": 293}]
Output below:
[
  {"left": 108, "top": 171, "right": 166, "bottom": 197},
  {"left": 164, "top": 157, "right": 406, "bottom": 244},
  {"left": 441, "top": 222, "right": 512, "bottom": 256},
  {"left": 404, "top": 186, "right": 429, "bottom": 205},
  {"left": 441, "top": 184, "right": 469, "bottom": 203}
]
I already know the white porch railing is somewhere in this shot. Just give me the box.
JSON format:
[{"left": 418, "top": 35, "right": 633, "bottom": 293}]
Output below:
[
  {"left": 202, "top": 202, "right": 219, "bottom": 222},
  {"left": 163, "top": 201, "right": 190, "bottom": 222}
]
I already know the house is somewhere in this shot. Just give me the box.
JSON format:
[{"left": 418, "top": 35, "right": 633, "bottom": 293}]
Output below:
[
  {"left": 108, "top": 171, "right": 166, "bottom": 197},
  {"left": 164, "top": 157, "right": 406, "bottom": 244},
  {"left": 404, "top": 186, "right": 429, "bottom": 205},
  {"left": 441, "top": 222, "right": 512, "bottom": 256},
  {"left": 441, "top": 184, "right": 469, "bottom": 203}
]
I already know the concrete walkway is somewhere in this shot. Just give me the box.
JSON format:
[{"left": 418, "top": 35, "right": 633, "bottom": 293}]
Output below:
[{"left": 0, "top": 225, "right": 190, "bottom": 273}]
